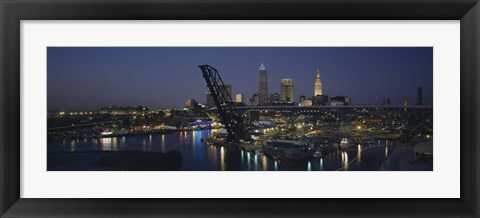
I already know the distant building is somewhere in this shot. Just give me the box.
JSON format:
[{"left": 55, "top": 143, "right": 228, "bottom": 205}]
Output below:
[
  {"left": 417, "top": 87, "right": 423, "bottom": 105},
  {"left": 220, "top": 84, "right": 232, "bottom": 100},
  {"left": 253, "top": 93, "right": 259, "bottom": 106},
  {"left": 235, "top": 93, "right": 243, "bottom": 103},
  {"left": 404, "top": 97, "right": 408, "bottom": 111},
  {"left": 330, "top": 101, "right": 345, "bottom": 106},
  {"left": 206, "top": 90, "right": 215, "bottom": 107},
  {"left": 185, "top": 99, "right": 199, "bottom": 108},
  {"left": 280, "top": 78, "right": 294, "bottom": 103},
  {"left": 312, "top": 95, "right": 329, "bottom": 106},
  {"left": 299, "top": 99, "right": 313, "bottom": 106},
  {"left": 269, "top": 92, "right": 280, "bottom": 102},
  {"left": 314, "top": 70, "right": 323, "bottom": 96},
  {"left": 257, "top": 62, "right": 269, "bottom": 105},
  {"left": 245, "top": 98, "right": 254, "bottom": 106},
  {"left": 99, "top": 105, "right": 149, "bottom": 115},
  {"left": 299, "top": 95, "right": 306, "bottom": 102},
  {"left": 384, "top": 98, "right": 391, "bottom": 106},
  {"left": 330, "top": 96, "right": 351, "bottom": 106}
]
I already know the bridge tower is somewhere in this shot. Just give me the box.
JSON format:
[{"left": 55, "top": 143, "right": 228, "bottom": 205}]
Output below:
[{"left": 199, "top": 65, "right": 250, "bottom": 142}]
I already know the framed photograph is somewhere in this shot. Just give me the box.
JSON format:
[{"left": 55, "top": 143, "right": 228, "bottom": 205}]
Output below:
[{"left": 1, "top": 0, "right": 478, "bottom": 217}]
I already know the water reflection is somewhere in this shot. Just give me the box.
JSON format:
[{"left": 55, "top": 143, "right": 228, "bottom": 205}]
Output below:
[
  {"left": 241, "top": 150, "right": 244, "bottom": 166},
  {"left": 161, "top": 135, "right": 165, "bottom": 152},
  {"left": 48, "top": 130, "right": 395, "bottom": 171},
  {"left": 357, "top": 144, "right": 362, "bottom": 162},
  {"left": 70, "top": 140, "right": 76, "bottom": 152},
  {"left": 261, "top": 155, "right": 267, "bottom": 171},
  {"left": 385, "top": 144, "right": 389, "bottom": 158},
  {"left": 342, "top": 151, "right": 349, "bottom": 171},
  {"left": 220, "top": 146, "right": 225, "bottom": 171},
  {"left": 101, "top": 138, "right": 112, "bottom": 151}
]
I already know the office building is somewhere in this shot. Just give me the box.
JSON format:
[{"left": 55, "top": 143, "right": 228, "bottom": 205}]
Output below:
[
  {"left": 314, "top": 70, "right": 323, "bottom": 96},
  {"left": 235, "top": 93, "right": 243, "bottom": 103},
  {"left": 257, "top": 62, "right": 269, "bottom": 105},
  {"left": 280, "top": 78, "right": 294, "bottom": 102}
]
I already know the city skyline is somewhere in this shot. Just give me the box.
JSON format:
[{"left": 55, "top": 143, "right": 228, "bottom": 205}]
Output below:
[{"left": 47, "top": 47, "right": 433, "bottom": 110}]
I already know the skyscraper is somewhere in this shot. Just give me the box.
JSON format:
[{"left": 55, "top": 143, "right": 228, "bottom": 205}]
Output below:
[
  {"left": 235, "top": 93, "right": 243, "bottom": 103},
  {"left": 314, "top": 70, "right": 323, "bottom": 96},
  {"left": 280, "top": 78, "right": 294, "bottom": 102},
  {"left": 417, "top": 87, "right": 423, "bottom": 105},
  {"left": 257, "top": 62, "right": 268, "bottom": 105}
]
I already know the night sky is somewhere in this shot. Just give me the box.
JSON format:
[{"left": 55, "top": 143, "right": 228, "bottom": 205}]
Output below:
[{"left": 47, "top": 47, "right": 433, "bottom": 111}]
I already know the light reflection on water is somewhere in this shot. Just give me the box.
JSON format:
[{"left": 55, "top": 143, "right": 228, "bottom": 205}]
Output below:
[
  {"left": 220, "top": 146, "right": 225, "bottom": 171},
  {"left": 261, "top": 155, "right": 268, "bottom": 171},
  {"left": 357, "top": 144, "right": 362, "bottom": 162},
  {"left": 48, "top": 130, "right": 393, "bottom": 171}
]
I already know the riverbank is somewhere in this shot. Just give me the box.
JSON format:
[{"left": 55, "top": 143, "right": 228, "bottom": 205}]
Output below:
[{"left": 49, "top": 127, "right": 221, "bottom": 140}]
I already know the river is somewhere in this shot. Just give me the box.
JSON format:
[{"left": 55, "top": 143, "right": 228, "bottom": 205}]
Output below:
[{"left": 47, "top": 129, "right": 393, "bottom": 171}]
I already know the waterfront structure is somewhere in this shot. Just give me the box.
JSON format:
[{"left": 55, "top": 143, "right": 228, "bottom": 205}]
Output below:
[
  {"left": 257, "top": 62, "right": 269, "bottom": 105},
  {"left": 314, "top": 70, "right": 323, "bottom": 96},
  {"left": 417, "top": 87, "right": 423, "bottom": 105},
  {"left": 235, "top": 93, "right": 243, "bottom": 103},
  {"left": 280, "top": 78, "right": 294, "bottom": 102}
]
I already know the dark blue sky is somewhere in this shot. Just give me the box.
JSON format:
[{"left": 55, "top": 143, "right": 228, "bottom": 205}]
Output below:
[{"left": 47, "top": 47, "right": 433, "bottom": 110}]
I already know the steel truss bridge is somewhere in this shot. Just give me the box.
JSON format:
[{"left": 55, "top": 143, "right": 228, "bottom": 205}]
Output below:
[
  {"left": 208, "top": 105, "right": 433, "bottom": 117},
  {"left": 199, "top": 64, "right": 250, "bottom": 142}
]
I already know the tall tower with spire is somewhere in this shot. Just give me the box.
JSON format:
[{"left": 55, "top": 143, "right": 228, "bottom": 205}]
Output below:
[
  {"left": 257, "top": 62, "right": 269, "bottom": 105},
  {"left": 314, "top": 69, "right": 323, "bottom": 96}
]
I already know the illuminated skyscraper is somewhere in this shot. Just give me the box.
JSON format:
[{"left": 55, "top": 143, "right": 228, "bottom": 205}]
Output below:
[
  {"left": 314, "top": 70, "right": 323, "bottom": 96},
  {"left": 235, "top": 93, "right": 243, "bottom": 103},
  {"left": 257, "top": 62, "right": 268, "bottom": 105},
  {"left": 280, "top": 78, "right": 294, "bottom": 102}
]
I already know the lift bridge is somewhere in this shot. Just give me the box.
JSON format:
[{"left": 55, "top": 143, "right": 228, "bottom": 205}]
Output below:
[{"left": 199, "top": 65, "right": 250, "bottom": 142}]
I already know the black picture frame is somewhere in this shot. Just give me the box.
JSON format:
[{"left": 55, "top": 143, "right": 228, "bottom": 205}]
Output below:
[{"left": 1, "top": 0, "right": 479, "bottom": 217}]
